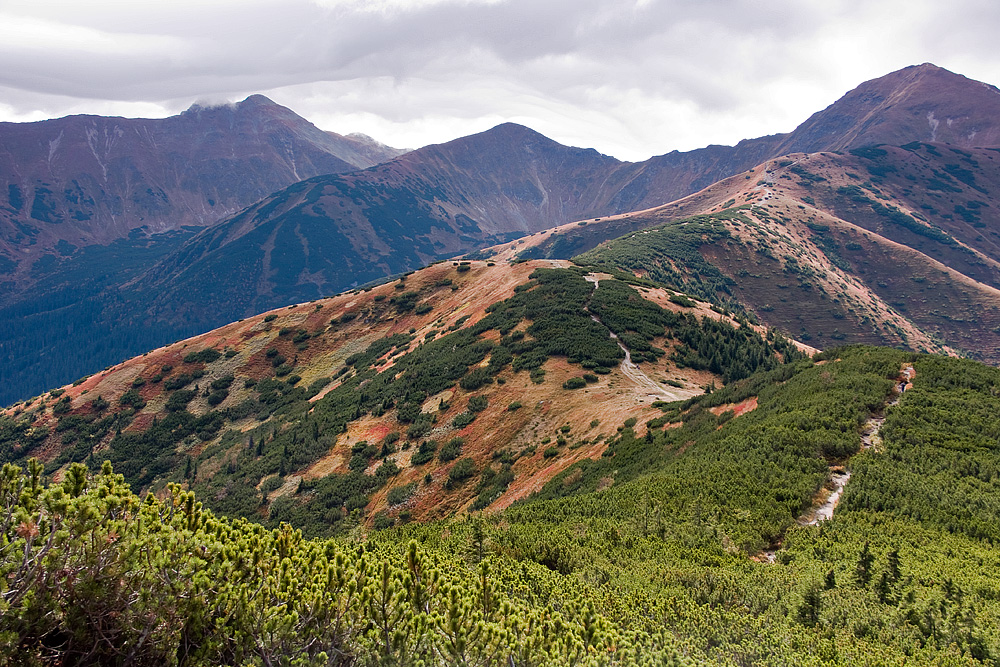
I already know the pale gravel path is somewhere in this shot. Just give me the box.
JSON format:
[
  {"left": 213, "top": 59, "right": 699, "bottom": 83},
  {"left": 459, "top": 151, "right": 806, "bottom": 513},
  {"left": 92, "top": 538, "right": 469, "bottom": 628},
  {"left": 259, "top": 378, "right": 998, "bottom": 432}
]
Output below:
[
  {"left": 757, "top": 364, "right": 913, "bottom": 561},
  {"left": 802, "top": 364, "right": 914, "bottom": 526},
  {"left": 584, "top": 275, "right": 689, "bottom": 402}
]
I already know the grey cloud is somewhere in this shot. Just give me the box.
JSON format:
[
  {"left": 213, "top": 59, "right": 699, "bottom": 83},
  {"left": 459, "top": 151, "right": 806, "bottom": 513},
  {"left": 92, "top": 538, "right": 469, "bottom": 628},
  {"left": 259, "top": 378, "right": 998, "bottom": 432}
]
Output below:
[{"left": 1, "top": 0, "right": 1000, "bottom": 159}]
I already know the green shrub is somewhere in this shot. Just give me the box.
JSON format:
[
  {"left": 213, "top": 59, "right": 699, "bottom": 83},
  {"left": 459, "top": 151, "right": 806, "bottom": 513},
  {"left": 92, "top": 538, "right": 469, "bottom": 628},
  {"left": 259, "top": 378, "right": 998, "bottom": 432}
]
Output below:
[
  {"left": 563, "top": 377, "right": 587, "bottom": 390},
  {"left": 207, "top": 390, "right": 229, "bottom": 407},
  {"left": 166, "top": 390, "right": 197, "bottom": 412},
  {"left": 259, "top": 475, "right": 284, "bottom": 495},
  {"left": 119, "top": 389, "right": 146, "bottom": 410},
  {"left": 411, "top": 441, "right": 437, "bottom": 465},
  {"left": 445, "top": 457, "right": 476, "bottom": 488},
  {"left": 163, "top": 374, "right": 193, "bottom": 391},
  {"left": 439, "top": 437, "right": 464, "bottom": 462},
  {"left": 387, "top": 482, "right": 417, "bottom": 506},
  {"left": 452, "top": 412, "right": 475, "bottom": 429},
  {"left": 459, "top": 368, "right": 493, "bottom": 391},
  {"left": 406, "top": 418, "right": 432, "bottom": 439},
  {"left": 669, "top": 294, "right": 695, "bottom": 308},
  {"left": 210, "top": 376, "right": 234, "bottom": 391},
  {"left": 184, "top": 348, "right": 222, "bottom": 364},
  {"left": 391, "top": 291, "right": 419, "bottom": 312}
]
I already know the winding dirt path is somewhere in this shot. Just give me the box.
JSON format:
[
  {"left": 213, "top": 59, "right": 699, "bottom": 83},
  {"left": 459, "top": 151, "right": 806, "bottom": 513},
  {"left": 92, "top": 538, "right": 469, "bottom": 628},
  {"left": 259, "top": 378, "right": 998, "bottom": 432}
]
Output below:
[
  {"left": 584, "top": 275, "right": 689, "bottom": 402},
  {"left": 799, "top": 364, "right": 913, "bottom": 526},
  {"left": 756, "top": 364, "right": 914, "bottom": 561}
]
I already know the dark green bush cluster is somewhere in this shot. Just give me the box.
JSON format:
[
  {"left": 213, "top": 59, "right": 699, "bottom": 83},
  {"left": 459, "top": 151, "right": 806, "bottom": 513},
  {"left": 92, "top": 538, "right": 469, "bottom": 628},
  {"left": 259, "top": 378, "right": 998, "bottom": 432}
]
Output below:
[{"left": 183, "top": 348, "right": 222, "bottom": 364}]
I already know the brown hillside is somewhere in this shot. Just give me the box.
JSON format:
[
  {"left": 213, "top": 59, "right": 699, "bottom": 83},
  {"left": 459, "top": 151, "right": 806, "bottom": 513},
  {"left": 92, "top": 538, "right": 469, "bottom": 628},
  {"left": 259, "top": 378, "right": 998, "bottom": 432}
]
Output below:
[
  {"left": 4, "top": 258, "right": 804, "bottom": 529},
  {"left": 507, "top": 144, "right": 1000, "bottom": 363}
]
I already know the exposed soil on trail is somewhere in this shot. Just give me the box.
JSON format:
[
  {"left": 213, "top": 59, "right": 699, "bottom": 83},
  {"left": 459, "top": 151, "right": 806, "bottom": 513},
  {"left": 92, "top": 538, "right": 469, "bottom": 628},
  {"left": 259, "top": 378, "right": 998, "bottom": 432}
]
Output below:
[
  {"left": 758, "top": 363, "right": 915, "bottom": 560},
  {"left": 801, "top": 363, "right": 913, "bottom": 526},
  {"left": 584, "top": 275, "right": 694, "bottom": 403}
]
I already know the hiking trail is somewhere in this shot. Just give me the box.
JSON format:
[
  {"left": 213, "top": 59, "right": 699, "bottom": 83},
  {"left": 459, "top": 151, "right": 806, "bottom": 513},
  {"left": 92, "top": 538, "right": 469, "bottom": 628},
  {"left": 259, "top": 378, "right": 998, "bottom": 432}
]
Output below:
[{"left": 757, "top": 363, "right": 914, "bottom": 562}]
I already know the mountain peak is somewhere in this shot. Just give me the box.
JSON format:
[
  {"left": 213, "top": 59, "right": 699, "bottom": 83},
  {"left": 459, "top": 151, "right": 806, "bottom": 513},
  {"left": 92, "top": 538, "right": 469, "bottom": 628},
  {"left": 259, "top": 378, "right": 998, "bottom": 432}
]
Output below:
[
  {"left": 781, "top": 63, "right": 1000, "bottom": 152},
  {"left": 467, "top": 122, "right": 552, "bottom": 144},
  {"left": 238, "top": 93, "right": 280, "bottom": 107},
  {"left": 183, "top": 94, "right": 286, "bottom": 117}
]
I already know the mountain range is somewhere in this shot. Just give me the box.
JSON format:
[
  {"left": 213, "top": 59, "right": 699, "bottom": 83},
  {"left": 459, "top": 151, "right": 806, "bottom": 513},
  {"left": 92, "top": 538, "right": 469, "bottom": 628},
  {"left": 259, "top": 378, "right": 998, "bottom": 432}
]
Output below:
[
  {"left": 136, "top": 63, "right": 1000, "bottom": 324},
  {"left": 0, "top": 94, "right": 404, "bottom": 281},
  {"left": 3, "top": 63, "right": 1000, "bottom": 406},
  {"left": 6, "top": 62, "right": 1000, "bottom": 665}
]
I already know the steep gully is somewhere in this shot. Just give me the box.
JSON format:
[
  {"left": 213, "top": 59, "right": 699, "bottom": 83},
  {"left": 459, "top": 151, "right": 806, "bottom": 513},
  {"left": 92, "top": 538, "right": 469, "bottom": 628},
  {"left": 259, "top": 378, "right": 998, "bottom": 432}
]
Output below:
[{"left": 759, "top": 364, "right": 915, "bottom": 562}]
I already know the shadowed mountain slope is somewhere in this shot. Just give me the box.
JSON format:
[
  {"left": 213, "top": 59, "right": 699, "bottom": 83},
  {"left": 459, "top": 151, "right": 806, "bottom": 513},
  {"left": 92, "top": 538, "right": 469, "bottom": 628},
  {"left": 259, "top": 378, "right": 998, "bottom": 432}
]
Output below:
[{"left": 0, "top": 95, "right": 403, "bottom": 292}]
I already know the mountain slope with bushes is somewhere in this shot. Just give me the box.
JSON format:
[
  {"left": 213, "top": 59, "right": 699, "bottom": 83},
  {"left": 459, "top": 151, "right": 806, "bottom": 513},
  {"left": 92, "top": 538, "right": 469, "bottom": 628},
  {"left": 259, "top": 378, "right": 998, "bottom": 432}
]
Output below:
[
  {"left": 508, "top": 142, "right": 1000, "bottom": 362},
  {"left": 5, "top": 345, "right": 1000, "bottom": 665},
  {"left": 2, "top": 259, "right": 804, "bottom": 532}
]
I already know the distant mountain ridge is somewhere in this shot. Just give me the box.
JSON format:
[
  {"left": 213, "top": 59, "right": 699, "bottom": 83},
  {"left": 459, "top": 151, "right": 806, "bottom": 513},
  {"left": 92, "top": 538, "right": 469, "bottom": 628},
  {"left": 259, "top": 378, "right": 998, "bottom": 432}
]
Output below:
[
  {"left": 134, "top": 65, "right": 1000, "bottom": 328},
  {"left": 129, "top": 122, "right": 635, "bottom": 323},
  {"left": 6, "top": 63, "right": 1000, "bottom": 406},
  {"left": 520, "top": 141, "right": 1000, "bottom": 363},
  {"left": 611, "top": 64, "right": 1000, "bottom": 211},
  {"left": 0, "top": 94, "right": 404, "bottom": 291}
]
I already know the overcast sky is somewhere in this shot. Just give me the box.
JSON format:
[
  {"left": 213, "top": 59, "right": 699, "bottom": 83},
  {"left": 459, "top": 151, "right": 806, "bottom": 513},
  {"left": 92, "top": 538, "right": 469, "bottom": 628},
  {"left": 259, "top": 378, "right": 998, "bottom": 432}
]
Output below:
[{"left": 1, "top": 0, "right": 998, "bottom": 161}]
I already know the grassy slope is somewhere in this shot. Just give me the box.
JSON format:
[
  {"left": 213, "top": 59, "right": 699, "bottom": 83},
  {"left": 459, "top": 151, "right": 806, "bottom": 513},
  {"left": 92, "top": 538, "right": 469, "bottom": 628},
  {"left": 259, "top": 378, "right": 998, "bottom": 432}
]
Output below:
[{"left": 1, "top": 260, "right": 797, "bottom": 535}]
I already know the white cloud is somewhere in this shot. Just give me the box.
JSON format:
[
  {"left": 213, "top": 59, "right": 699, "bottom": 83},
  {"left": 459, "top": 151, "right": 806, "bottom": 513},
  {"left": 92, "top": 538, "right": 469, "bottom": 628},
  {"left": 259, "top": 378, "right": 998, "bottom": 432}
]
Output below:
[{"left": 1, "top": 0, "right": 999, "bottom": 160}]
